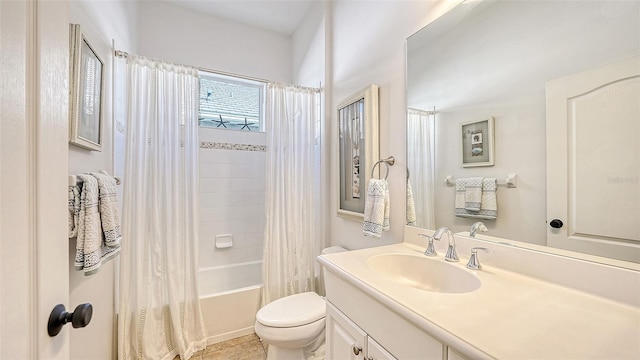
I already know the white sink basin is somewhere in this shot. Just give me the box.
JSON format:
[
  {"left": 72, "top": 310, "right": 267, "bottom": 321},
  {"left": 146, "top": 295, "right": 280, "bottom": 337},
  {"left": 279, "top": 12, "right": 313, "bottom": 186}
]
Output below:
[{"left": 366, "top": 253, "right": 481, "bottom": 294}]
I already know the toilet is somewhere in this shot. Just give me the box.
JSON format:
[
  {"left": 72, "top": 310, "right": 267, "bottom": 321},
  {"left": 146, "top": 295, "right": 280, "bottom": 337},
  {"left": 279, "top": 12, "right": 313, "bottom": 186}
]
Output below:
[{"left": 254, "top": 246, "right": 347, "bottom": 360}]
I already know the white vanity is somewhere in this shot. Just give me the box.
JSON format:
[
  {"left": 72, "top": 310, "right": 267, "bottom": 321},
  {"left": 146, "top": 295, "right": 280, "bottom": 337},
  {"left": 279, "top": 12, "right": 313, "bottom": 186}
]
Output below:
[{"left": 317, "top": 226, "right": 640, "bottom": 359}]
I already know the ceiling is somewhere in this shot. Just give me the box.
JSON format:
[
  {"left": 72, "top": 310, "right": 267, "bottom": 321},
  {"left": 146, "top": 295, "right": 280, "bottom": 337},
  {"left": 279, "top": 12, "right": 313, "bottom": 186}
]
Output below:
[{"left": 163, "top": 0, "right": 319, "bottom": 35}]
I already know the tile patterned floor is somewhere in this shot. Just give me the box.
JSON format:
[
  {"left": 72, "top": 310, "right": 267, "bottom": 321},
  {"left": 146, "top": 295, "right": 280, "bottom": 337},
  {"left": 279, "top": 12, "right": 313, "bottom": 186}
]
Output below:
[{"left": 189, "top": 334, "right": 267, "bottom": 360}]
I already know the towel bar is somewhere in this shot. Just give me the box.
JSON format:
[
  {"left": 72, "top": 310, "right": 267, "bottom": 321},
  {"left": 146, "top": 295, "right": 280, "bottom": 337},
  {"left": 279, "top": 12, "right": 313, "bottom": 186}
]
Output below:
[
  {"left": 69, "top": 170, "right": 122, "bottom": 186},
  {"left": 445, "top": 174, "right": 517, "bottom": 188}
]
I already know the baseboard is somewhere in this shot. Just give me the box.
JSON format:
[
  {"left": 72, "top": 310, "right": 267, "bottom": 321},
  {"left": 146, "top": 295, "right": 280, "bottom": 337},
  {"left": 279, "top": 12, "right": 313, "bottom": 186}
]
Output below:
[{"left": 206, "top": 326, "right": 256, "bottom": 345}]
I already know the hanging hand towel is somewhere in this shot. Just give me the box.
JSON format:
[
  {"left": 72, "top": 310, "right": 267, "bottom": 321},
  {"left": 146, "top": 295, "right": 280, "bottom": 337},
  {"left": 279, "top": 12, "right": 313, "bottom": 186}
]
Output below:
[
  {"left": 455, "top": 177, "right": 497, "bottom": 220},
  {"left": 74, "top": 174, "right": 121, "bottom": 275},
  {"left": 91, "top": 172, "right": 123, "bottom": 247},
  {"left": 406, "top": 179, "right": 416, "bottom": 226},
  {"left": 363, "top": 179, "right": 390, "bottom": 237},
  {"left": 383, "top": 180, "right": 390, "bottom": 231},
  {"left": 464, "top": 177, "right": 483, "bottom": 211},
  {"left": 455, "top": 178, "right": 467, "bottom": 215},
  {"left": 74, "top": 174, "right": 103, "bottom": 274},
  {"left": 68, "top": 184, "right": 81, "bottom": 238},
  {"left": 479, "top": 177, "right": 497, "bottom": 219}
]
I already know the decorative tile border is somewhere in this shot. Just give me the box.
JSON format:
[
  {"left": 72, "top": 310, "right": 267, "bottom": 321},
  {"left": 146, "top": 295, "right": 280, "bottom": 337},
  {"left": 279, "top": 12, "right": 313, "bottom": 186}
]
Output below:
[{"left": 200, "top": 141, "right": 267, "bottom": 152}]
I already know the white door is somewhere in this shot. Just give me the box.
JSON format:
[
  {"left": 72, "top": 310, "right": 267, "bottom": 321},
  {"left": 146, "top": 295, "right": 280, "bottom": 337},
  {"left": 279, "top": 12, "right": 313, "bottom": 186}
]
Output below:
[
  {"left": 1, "top": 1, "right": 70, "bottom": 358},
  {"left": 546, "top": 55, "right": 640, "bottom": 263}
]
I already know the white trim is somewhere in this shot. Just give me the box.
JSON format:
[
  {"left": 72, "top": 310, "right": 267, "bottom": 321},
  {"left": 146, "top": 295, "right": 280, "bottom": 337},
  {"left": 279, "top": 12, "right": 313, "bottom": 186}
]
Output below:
[
  {"left": 26, "top": 0, "right": 38, "bottom": 356},
  {"left": 206, "top": 328, "right": 257, "bottom": 346}
]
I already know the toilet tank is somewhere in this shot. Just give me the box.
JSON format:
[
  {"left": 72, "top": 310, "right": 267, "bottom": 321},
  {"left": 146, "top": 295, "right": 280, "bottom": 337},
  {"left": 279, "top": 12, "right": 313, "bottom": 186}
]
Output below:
[
  {"left": 318, "top": 246, "right": 348, "bottom": 295},
  {"left": 321, "top": 246, "right": 348, "bottom": 255}
]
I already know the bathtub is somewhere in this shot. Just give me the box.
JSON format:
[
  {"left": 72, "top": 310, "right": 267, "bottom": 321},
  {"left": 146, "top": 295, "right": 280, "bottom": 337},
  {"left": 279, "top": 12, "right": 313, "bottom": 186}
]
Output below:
[{"left": 198, "top": 261, "right": 263, "bottom": 345}]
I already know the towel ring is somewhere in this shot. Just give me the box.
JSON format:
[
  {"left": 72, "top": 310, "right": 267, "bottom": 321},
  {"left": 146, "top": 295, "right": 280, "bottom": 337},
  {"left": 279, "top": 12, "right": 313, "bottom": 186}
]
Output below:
[{"left": 371, "top": 156, "right": 395, "bottom": 180}]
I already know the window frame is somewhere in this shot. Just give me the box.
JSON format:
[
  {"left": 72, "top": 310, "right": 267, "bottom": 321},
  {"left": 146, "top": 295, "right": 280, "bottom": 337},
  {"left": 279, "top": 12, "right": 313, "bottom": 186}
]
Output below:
[{"left": 198, "top": 70, "right": 266, "bottom": 132}]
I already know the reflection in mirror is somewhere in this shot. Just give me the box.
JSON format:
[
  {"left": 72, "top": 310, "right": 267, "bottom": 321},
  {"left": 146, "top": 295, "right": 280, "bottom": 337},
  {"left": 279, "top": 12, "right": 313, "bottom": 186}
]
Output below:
[
  {"left": 406, "top": 108, "right": 435, "bottom": 229},
  {"left": 338, "top": 84, "right": 379, "bottom": 220},
  {"left": 406, "top": 0, "right": 639, "bottom": 263}
]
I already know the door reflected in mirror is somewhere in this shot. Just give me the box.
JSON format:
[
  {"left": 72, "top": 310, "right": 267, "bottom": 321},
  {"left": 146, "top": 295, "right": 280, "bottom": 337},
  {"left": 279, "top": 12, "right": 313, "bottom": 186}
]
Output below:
[{"left": 406, "top": 0, "right": 639, "bottom": 263}]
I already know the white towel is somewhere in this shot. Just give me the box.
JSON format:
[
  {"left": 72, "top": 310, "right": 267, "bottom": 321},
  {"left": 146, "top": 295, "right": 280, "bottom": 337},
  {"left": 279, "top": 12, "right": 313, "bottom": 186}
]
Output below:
[
  {"left": 480, "top": 178, "right": 497, "bottom": 218},
  {"left": 455, "top": 177, "right": 497, "bottom": 220},
  {"left": 73, "top": 174, "right": 121, "bottom": 275},
  {"left": 90, "top": 172, "right": 123, "bottom": 247},
  {"left": 464, "top": 177, "right": 483, "bottom": 211},
  {"left": 68, "top": 185, "right": 81, "bottom": 238},
  {"left": 363, "top": 179, "right": 390, "bottom": 237},
  {"left": 406, "top": 179, "right": 416, "bottom": 226}
]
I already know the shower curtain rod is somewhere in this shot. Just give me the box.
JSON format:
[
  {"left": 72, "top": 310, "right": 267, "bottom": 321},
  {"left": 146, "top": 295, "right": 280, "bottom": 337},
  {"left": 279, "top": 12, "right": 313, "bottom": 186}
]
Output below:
[
  {"left": 114, "top": 49, "right": 270, "bottom": 84},
  {"left": 408, "top": 107, "right": 437, "bottom": 115}
]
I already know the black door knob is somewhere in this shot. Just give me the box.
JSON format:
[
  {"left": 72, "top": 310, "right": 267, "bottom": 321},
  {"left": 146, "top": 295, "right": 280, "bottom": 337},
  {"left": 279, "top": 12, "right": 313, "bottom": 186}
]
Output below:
[
  {"left": 47, "top": 303, "right": 93, "bottom": 337},
  {"left": 549, "top": 219, "right": 564, "bottom": 229}
]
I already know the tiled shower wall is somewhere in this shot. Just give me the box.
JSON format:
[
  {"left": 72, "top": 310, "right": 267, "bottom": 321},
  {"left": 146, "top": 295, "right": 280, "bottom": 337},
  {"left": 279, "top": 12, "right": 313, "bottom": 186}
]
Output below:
[{"left": 198, "top": 129, "right": 267, "bottom": 269}]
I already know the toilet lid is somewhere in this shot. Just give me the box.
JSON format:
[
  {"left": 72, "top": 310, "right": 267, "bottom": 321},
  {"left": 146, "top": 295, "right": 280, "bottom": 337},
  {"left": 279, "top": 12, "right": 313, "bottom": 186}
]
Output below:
[{"left": 256, "top": 292, "right": 325, "bottom": 328}]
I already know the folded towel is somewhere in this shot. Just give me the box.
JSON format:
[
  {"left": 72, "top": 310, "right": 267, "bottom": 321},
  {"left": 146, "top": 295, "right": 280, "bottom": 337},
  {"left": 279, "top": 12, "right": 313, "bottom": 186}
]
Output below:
[
  {"left": 464, "top": 177, "right": 483, "bottom": 211},
  {"left": 480, "top": 178, "right": 497, "bottom": 218},
  {"left": 363, "top": 179, "right": 390, "bottom": 237},
  {"left": 74, "top": 174, "right": 121, "bottom": 275},
  {"left": 406, "top": 179, "right": 416, "bottom": 226},
  {"left": 455, "top": 178, "right": 497, "bottom": 220}
]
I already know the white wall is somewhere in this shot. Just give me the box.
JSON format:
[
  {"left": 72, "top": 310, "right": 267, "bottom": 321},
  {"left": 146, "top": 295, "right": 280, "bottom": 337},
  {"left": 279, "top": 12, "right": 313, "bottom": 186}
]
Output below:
[
  {"left": 292, "top": 1, "right": 326, "bottom": 89},
  {"left": 291, "top": 1, "right": 328, "bottom": 267},
  {"left": 136, "top": 1, "right": 292, "bottom": 83},
  {"left": 328, "top": 0, "right": 457, "bottom": 251},
  {"left": 198, "top": 130, "right": 267, "bottom": 270},
  {"left": 68, "top": 1, "right": 136, "bottom": 359}
]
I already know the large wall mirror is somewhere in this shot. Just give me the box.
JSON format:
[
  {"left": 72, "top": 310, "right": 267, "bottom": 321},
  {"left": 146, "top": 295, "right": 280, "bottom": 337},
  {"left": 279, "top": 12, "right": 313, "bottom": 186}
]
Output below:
[{"left": 406, "top": 0, "right": 639, "bottom": 263}]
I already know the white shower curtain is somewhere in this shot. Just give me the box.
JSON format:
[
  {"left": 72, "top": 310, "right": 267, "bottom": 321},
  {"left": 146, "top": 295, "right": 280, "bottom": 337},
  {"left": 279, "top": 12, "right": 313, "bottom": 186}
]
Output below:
[
  {"left": 118, "top": 55, "right": 207, "bottom": 360},
  {"left": 407, "top": 108, "right": 436, "bottom": 229},
  {"left": 262, "top": 83, "right": 320, "bottom": 305}
]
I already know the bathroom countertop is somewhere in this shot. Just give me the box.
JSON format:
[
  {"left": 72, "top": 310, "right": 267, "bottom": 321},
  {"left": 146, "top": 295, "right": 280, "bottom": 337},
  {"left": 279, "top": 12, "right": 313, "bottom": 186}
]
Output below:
[{"left": 318, "top": 243, "right": 640, "bottom": 359}]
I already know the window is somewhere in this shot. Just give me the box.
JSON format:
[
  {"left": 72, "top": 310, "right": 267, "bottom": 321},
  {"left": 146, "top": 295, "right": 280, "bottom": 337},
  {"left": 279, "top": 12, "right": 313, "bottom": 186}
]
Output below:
[{"left": 199, "top": 71, "right": 265, "bottom": 131}]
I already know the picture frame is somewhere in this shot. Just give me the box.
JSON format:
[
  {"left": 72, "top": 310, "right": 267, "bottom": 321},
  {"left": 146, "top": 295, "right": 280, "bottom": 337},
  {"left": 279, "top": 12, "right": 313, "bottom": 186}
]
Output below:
[
  {"left": 337, "top": 84, "right": 379, "bottom": 220},
  {"left": 69, "top": 23, "right": 104, "bottom": 151},
  {"left": 461, "top": 117, "right": 494, "bottom": 167}
]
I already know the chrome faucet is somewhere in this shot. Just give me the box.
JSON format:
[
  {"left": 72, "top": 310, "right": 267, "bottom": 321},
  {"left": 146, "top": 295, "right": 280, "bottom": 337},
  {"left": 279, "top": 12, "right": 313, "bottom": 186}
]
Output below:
[
  {"left": 432, "top": 227, "right": 458, "bottom": 262},
  {"left": 470, "top": 221, "right": 488, "bottom": 238},
  {"left": 418, "top": 233, "right": 438, "bottom": 257}
]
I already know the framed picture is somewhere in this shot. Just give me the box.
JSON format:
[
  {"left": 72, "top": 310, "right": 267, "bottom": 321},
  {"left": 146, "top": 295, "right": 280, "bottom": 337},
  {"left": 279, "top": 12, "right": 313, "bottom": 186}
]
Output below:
[
  {"left": 461, "top": 117, "right": 494, "bottom": 167},
  {"left": 337, "top": 84, "right": 379, "bottom": 220},
  {"left": 69, "top": 24, "right": 104, "bottom": 151}
]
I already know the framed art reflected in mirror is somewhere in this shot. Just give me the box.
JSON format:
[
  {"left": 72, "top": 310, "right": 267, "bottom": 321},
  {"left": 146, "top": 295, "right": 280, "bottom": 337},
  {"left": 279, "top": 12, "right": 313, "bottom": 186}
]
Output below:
[
  {"left": 461, "top": 117, "right": 494, "bottom": 167},
  {"left": 69, "top": 23, "right": 104, "bottom": 151}
]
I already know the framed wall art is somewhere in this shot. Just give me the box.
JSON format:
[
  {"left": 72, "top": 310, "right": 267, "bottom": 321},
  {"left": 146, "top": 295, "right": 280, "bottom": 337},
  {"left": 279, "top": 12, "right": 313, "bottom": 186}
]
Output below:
[
  {"left": 69, "top": 23, "right": 104, "bottom": 151},
  {"left": 461, "top": 117, "right": 494, "bottom": 167},
  {"left": 337, "top": 84, "right": 379, "bottom": 220}
]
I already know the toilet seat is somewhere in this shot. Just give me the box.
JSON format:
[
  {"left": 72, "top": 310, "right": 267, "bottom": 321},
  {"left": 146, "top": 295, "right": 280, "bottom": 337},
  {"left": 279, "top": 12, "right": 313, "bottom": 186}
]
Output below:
[{"left": 256, "top": 292, "right": 325, "bottom": 328}]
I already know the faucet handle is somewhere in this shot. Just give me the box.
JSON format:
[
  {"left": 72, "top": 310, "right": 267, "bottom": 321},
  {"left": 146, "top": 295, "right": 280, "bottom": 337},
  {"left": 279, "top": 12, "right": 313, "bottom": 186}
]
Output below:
[
  {"left": 466, "top": 247, "right": 493, "bottom": 270},
  {"left": 418, "top": 233, "right": 438, "bottom": 257}
]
